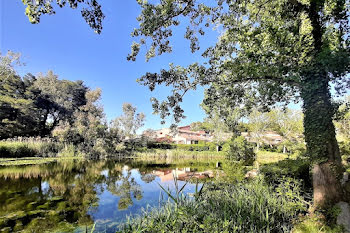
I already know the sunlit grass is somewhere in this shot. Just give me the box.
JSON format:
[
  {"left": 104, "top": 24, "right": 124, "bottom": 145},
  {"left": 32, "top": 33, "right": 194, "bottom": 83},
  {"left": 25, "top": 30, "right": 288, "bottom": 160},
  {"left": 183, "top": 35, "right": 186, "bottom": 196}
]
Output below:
[
  {"left": 257, "top": 150, "right": 292, "bottom": 164},
  {"left": 292, "top": 214, "right": 344, "bottom": 233},
  {"left": 0, "top": 140, "right": 60, "bottom": 158}
]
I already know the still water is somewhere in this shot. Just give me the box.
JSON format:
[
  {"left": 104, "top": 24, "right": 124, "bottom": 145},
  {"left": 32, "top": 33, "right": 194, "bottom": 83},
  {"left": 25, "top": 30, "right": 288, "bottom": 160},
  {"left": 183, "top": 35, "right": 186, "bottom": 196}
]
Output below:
[{"left": 0, "top": 157, "right": 224, "bottom": 232}]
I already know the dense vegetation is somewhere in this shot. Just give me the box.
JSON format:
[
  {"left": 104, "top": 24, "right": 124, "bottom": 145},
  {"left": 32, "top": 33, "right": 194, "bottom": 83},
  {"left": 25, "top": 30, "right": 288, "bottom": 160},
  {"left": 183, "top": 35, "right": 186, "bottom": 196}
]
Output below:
[
  {"left": 0, "top": 138, "right": 61, "bottom": 158},
  {"left": 0, "top": 52, "right": 146, "bottom": 158},
  {"left": 2, "top": 47, "right": 350, "bottom": 229},
  {"left": 4, "top": 0, "right": 350, "bottom": 231},
  {"left": 120, "top": 179, "right": 307, "bottom": 233},
  {"left": 128, "top": 0, "right": 349, "bottom": 209}
]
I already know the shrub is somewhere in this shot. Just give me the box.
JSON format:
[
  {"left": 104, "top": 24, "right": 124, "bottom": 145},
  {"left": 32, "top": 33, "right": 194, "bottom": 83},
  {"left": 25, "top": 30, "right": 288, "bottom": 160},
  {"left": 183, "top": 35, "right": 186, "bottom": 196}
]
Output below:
[
  {"left": 261, "top": 144, "right": 279, "bottom": 152},
  {"left": 285, "top": 141, "right": 306, "bottom": 157},
  {"left": 58, "top": 144, "right": 76, "bottom": 157},
  {"left": 146, "top": 142, "right": 222, "bottom": 152},
  {"left": 261, "top": 158, "right": 311, "bottom": 189},
  {"left": 219, "top": 161, "right": 246, "bottom": 183},
  {"left": 339, "top": 141, "right": 350, "bottom": 164},
  {"left": 146, "top": 142, "right": 175, "bottom": 149},
  {"left": 37, "top": 141, "right": 61, "bottom": 156},
  {"left": 175, "top": 144, "right": 210, "bottom": 151},
  {"left": 221, "top": 141, "right": 231, "bottom": 152},
  {"left": 136, "top": 149, "right": 226, "bottom": 159},
  {"left": 207, "top": 142, "right": 217, "bottom": 151},
  {"left": 226, "top": 136, "right": 256, "bottom": 165}
]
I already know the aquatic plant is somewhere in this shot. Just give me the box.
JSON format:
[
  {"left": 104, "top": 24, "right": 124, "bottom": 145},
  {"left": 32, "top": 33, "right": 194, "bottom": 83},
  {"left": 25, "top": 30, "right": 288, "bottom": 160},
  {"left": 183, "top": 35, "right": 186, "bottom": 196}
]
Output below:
[{"left": 119, "top": 178, "right": 307, "bottom": 233}]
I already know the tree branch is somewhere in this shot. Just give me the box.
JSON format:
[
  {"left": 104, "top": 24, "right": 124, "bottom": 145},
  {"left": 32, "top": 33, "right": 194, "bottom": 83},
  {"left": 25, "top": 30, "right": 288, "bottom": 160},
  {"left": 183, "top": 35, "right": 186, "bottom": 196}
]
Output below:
[{"left": 216, "top": 76, "right": 301, "bottom": 88}]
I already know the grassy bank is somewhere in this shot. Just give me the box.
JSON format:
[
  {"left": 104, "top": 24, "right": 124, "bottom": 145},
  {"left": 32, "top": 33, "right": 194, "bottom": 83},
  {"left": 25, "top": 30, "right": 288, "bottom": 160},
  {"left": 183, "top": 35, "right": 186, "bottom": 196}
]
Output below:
[
  {"left": 256, "top": 150, "right": 291, "bottom": 164},
  {"left": 292, "top": 214, "right": 344, "bottom": 233},
  {"left": 135, "top": 148, "right": 226, "bottom": 159},
  {"left": 0, "top": 157, "right": 82, "bottom": 166}
]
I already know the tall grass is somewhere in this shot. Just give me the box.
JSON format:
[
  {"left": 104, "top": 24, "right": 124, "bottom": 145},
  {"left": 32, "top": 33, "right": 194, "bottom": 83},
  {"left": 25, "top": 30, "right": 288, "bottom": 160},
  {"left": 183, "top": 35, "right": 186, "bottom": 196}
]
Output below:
[
  {"left": 0, "top": 137, "right": 64, "bottom": 158},
  {"left": 118, "top": 178, "right": 307, "bottom": 233}
]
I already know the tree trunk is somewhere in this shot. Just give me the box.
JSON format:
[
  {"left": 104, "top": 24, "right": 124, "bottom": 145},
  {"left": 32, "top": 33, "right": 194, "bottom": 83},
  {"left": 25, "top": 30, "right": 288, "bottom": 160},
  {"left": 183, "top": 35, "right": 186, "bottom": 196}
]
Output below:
[{"left": 301, "top": 76, "right": 344, "bottom": 208}]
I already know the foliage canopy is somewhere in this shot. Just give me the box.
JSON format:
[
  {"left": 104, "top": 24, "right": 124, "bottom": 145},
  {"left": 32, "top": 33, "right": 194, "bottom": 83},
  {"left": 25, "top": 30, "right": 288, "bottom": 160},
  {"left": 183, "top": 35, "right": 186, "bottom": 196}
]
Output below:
[{"left": 22, "top": 0, "right": 104, "bottom": 34}]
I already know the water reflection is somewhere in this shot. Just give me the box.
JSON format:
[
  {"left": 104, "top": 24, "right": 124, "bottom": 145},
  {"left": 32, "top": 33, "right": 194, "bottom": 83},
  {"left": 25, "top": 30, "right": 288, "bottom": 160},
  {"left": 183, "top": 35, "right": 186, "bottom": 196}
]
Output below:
[{"left": 0, "top": 158, "right": 223, "bottom": 232}]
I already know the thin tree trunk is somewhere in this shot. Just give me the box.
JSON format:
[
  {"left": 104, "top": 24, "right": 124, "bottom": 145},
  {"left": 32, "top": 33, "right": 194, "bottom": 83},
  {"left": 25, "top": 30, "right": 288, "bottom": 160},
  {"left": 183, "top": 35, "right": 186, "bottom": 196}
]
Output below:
[{"left": 301, "top": 76, "right": 344, "bottom": 208}]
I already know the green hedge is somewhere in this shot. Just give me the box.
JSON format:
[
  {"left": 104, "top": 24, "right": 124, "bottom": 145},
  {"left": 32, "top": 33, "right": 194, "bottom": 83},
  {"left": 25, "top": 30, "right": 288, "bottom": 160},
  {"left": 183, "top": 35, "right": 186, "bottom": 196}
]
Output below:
[
  {"left": 175, "top": 144, "right": 210, "bottom": 151},
  {"left": 146, "top": 142, "right": 221, "bottom": 152},
  {"left": 146, "top": 142, "right": 175, "bottom": 149}
]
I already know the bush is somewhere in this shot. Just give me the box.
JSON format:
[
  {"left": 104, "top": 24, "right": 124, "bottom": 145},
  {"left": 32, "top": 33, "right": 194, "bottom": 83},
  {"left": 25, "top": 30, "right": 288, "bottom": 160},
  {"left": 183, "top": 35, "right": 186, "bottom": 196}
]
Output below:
[
  {"left": 284, "top": 141, "right": 306, "bottom": 156},
  {"left": 136, "top": 149, "right": 226, "bottom": 159},
  {"left": 37, "top": 141, "right": 61, "bottom": 156},
  {"left": 58, "top": 144, "right": 76, "bottom": 157},
  {"left": 175, "top": 144, "right": 210, "bottom": 151},
  {"left": 339, "top": 141, "right": 350, "bottom": 163},
  {"left": 146, "top": 142, "right": 175, "bottom": 149},
  {"left": 221, "top": 141, "right": 231, "bottom": 152},
  {"left": 226, "top": 136, "right": 256, "bottom": 165},
  {"left": 119, "top": 179, "right": 307, "bottom": 233},
  {"left": 261, "top": 144, "right": 280, "bottom": 152},
  {"left": 207, "top": 142, "right": 217, "bottom": 151},
  {"left": 146, "top": 142, "right": 217, "bottom": 152},
  {"left": 261, "top": 158, "right": 311, "bottom": 189}
]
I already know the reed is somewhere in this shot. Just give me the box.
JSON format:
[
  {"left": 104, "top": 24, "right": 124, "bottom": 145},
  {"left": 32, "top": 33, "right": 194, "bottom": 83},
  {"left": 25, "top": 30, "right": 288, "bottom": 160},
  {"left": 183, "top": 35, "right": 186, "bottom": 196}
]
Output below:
[
  {"left": 118, "top": 178, "right": 307, "bottom": 233},
  {"left": 0, "top": 137, "right": 68, "bottom": 158}
]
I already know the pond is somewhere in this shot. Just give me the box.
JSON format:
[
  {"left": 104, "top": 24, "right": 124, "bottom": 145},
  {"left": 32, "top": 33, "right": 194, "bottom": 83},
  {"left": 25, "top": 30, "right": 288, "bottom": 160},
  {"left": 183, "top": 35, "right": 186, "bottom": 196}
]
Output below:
[{"left": 0, "top": 157, "right": 227, "bottom": 232}]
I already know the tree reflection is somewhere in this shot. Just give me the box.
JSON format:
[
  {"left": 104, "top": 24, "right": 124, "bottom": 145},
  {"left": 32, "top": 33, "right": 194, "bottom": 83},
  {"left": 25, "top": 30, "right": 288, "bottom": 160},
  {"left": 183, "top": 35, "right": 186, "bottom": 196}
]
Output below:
[
  {"left": 0, "top": 160, "right": 105, "bottom": 232},
  {"left": 0, "top": 157, "right": 223, "bottom": 232},
  {"left": 106, "top": 168, "right": 143, "bottom": 210},
  {"left": 141, "top": 173, "right": 156, "bottom": 183}
]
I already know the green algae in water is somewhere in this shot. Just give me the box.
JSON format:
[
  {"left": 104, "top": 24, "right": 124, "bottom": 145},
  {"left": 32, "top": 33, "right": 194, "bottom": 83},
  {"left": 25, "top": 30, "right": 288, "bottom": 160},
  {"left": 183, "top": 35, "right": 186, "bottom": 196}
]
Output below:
[{"left": 0, "top": 157, "right": 225, "bottom": 232}]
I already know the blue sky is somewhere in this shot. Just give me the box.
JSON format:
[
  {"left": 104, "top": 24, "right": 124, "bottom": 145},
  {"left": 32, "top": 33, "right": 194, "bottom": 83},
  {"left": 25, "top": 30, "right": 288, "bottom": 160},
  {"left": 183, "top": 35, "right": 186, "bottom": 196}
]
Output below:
[{"left": 1, "top": 0, "right": 219, "bottom": 131}]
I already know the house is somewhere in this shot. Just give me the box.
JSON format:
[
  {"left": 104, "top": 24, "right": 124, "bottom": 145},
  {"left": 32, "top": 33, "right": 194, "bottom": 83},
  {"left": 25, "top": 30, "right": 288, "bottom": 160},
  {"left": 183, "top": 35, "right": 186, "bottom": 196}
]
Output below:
[
  {"left": 143, "top": 125, "right": 213, "bottom": 144},
  {"left": 241, "top": 131, "right": 284, "bottom": 146}
]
